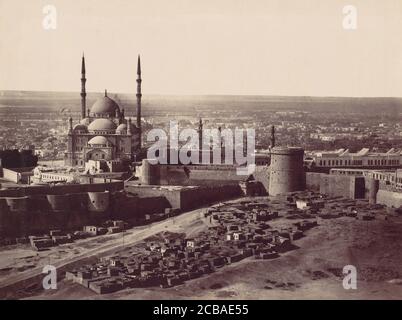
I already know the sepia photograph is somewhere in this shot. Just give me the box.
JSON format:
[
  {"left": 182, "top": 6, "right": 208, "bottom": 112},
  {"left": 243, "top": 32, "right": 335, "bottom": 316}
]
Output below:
[{"left": 0, "top": 0, "right": 402, "bottom": 307}]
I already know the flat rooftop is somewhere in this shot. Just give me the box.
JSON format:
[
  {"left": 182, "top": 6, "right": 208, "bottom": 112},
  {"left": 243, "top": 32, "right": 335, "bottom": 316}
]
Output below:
[{"left": 124, "top": 182, "right": 199, "bottom": 191}]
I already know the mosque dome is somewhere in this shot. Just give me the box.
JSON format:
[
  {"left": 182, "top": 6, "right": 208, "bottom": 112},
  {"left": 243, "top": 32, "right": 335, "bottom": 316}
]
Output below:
[
  {"left": 80, "top": 118, "right": 90, "bottom": 126},
  {"left": 116, "top": 121, "right": 139, "bottom": 135},
  {"left": 88, "top": 118, "right": 117, "bottom": 132},
  {"left": 116, "top": 123, "right": 127, "bottom": 134},
  {"left": 90, "top": 94, "right": 120, "bottom": 117},
  {"left": 88, "top": 136, "right": 109, "bottom": 146},
  {"left": 73, "top": 124, "right": 87, "bottom": 133}
]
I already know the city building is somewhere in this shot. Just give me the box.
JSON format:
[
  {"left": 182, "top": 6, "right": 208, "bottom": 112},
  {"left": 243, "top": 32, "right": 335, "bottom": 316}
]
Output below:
[
  {"left": 329, "top": 167, "right": 402, "bottom": 189},
  {"left": 308, "top": 148, "right": 402, "bottom": 171}
]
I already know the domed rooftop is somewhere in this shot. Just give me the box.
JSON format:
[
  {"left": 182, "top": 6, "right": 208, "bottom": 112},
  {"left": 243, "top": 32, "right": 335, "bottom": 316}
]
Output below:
[
  {"left": 116, "top": 121, "right": 139, "bottom": 134},
  {"left": 90, "top": 91, "right": 120, "bottom": 117},
  {"left": 73, "top": 124, "right": 87, "bottom": 132},
  {"left": 80, "top": 118, "right": 90, "bottom": 126},
  {"left": 116, "top": 123, "right": 127, "bottom": 133},
  {"left": 88, "top": 118, "right": 117, "bottom": 132},
  {"left": 88, "top": 136, "right": 109, "bottom": 146}
]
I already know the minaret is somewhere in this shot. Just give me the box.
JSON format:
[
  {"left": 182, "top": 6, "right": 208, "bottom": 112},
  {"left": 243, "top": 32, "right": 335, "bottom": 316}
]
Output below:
[
  {"left": 270, "top": 125, "right": 276, "bottom": 148},
  {"left": 198, "top": 118, "right": 203, "bottom": 147},
  {"left": 81, "top": 53, "right": 87, "bottom": 119},
  {"left": 198, "top": 118, "right": 203, "bottom": 163},
  {"left": 120, "top": 108, "right": 125, "bottom": 124},
  {"left": 69, "top": 117, "right": 73, "bottom": 133},
  {"left": 218, "top": 126, "right": 223, "bottom": 148},
  {"left": 136, "top": 55, "right": 142, "bottom": 147},
  {"left": 127, "top": 118, "right": 132, "bottom": 135}
]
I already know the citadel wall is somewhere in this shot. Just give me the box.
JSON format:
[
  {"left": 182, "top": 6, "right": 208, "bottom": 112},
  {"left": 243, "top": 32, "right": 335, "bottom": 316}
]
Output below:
[
  {"left": 305, "top": 172, "right": 321, "bottom": 191},
  {"left": 306, "top": 172, "right": 366, "bottom": 199},
  {"left": 374, "top": 181, "right": 402, "bottom": 208},
  {"left": 125, "top": 184, "right": 242, "bottom": 211},
  {"left": 0, "top": 181, "right": 169, "bottom": 237},
  {"left": 305, "top": 171, "right": 402, "bottom": 209},
  {"left": 0, "top": 180, "right": 124, "bottom": 197},
  {"left": 141, "top": 161, "right": 245, "bottom": 186},
  {"left": 376, "top": 189, "right": 402, "bottom": 208}
]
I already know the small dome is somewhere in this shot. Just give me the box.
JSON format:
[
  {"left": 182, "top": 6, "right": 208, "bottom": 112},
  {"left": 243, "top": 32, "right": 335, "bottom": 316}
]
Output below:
[
  {"left": 88, "top": 136, "right": 109, "bottom": 146},
  {"left": 73, "top": 124, "right": 87, "bottom": 132},
  {"left": 88, "top": 118, "right": 117, "bottom": 132},
  {"left": 80, "top": 118, "right": 90, "bottom": 126},
  {"left": 90, "top": 95, "right": 120, "bottom": 117},
  {"left": 116, "top": 123, "right": 127, "bottom": 134}
]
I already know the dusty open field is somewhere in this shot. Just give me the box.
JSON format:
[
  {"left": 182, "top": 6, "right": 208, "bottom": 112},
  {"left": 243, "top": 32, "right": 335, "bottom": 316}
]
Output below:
[{"left": 29, "top": 212, "right": 402, "bottom": 300}]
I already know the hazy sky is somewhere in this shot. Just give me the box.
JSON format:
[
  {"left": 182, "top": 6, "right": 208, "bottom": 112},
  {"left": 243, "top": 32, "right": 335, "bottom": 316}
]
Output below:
[{"left": 0, "top": 0, "right": 401, "bottom": 96}]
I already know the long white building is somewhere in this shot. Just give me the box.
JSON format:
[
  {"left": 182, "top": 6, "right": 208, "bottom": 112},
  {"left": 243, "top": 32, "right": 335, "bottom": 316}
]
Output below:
[{"left": 309, "top": 148, "right": 402, "bottom": 169}]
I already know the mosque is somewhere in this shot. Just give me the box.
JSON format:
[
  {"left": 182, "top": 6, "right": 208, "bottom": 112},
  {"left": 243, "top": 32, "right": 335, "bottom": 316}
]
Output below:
[{"left": 64, "top": 55, "right": 143, "bottom": 172}]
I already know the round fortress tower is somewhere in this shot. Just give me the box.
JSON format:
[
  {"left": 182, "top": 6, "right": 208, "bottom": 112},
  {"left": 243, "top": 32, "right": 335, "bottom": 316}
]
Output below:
[
  {"left": 0, "top": 198, "right": 8, "bottom": 235},
  {"left": 268, "top": 147, "right": 305, "bottom": 196},
  {"left": 5, "top": 197, "right": 28, "bottom": 212},
  {"left": 47, "top": 194, "right": 71, "bottom": 212},
  {"left": 140, "top": 159, "right": 159, "bottom": 185},
  {"left": 87, "top": 191, "right": 110, "bottom": 212}
]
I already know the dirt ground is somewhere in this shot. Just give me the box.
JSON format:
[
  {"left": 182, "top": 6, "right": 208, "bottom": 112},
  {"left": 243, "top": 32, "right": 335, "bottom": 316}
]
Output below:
[
  {"left": 30, "top": 214, "right": 402, "bottom": 300},
  {"left": 0, "top": 207, "right": 207, "bottom": 292}
]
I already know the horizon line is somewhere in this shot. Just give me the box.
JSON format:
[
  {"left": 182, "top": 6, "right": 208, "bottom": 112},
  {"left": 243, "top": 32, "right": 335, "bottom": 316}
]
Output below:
[{"left": 1, "top": 89, "right": 402, "bottom": 100}]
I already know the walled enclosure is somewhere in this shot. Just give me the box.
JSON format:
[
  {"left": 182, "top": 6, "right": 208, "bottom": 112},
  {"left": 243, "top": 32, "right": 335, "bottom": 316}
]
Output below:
[
  {"left": 305, "top": 171, "right": 402, "bottom": 209},
  {"left": 139, "top": 159, "right": 271, "bottom": 193},
  {"left": 306, "top": 172, "right": 366, "bottom": 199}
]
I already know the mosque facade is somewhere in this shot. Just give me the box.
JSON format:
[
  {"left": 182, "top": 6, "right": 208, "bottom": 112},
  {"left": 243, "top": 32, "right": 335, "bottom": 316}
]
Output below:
[{"left": 64, "top": 55, "right": 143, "bottom": 171}]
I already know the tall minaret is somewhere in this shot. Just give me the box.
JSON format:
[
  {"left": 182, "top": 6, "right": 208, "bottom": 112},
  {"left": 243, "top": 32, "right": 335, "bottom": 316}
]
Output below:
[
  {"left": 69, "top": 117, "right": 73, "bottom": 133},
  {"left": 136, "top": 55, "right": 142, "bottom": 148},
  {"left": 270, "top": 125, "right": 276, "bottom": 148},
  {"left": 81, "top": 53, "right": 87, "bottom": 119},
  {"left": 198, "top": 118, "right": 203, "bottom": 163},
  {"left": 198, "top": 118, "right": 203, "bottom": 148}
]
